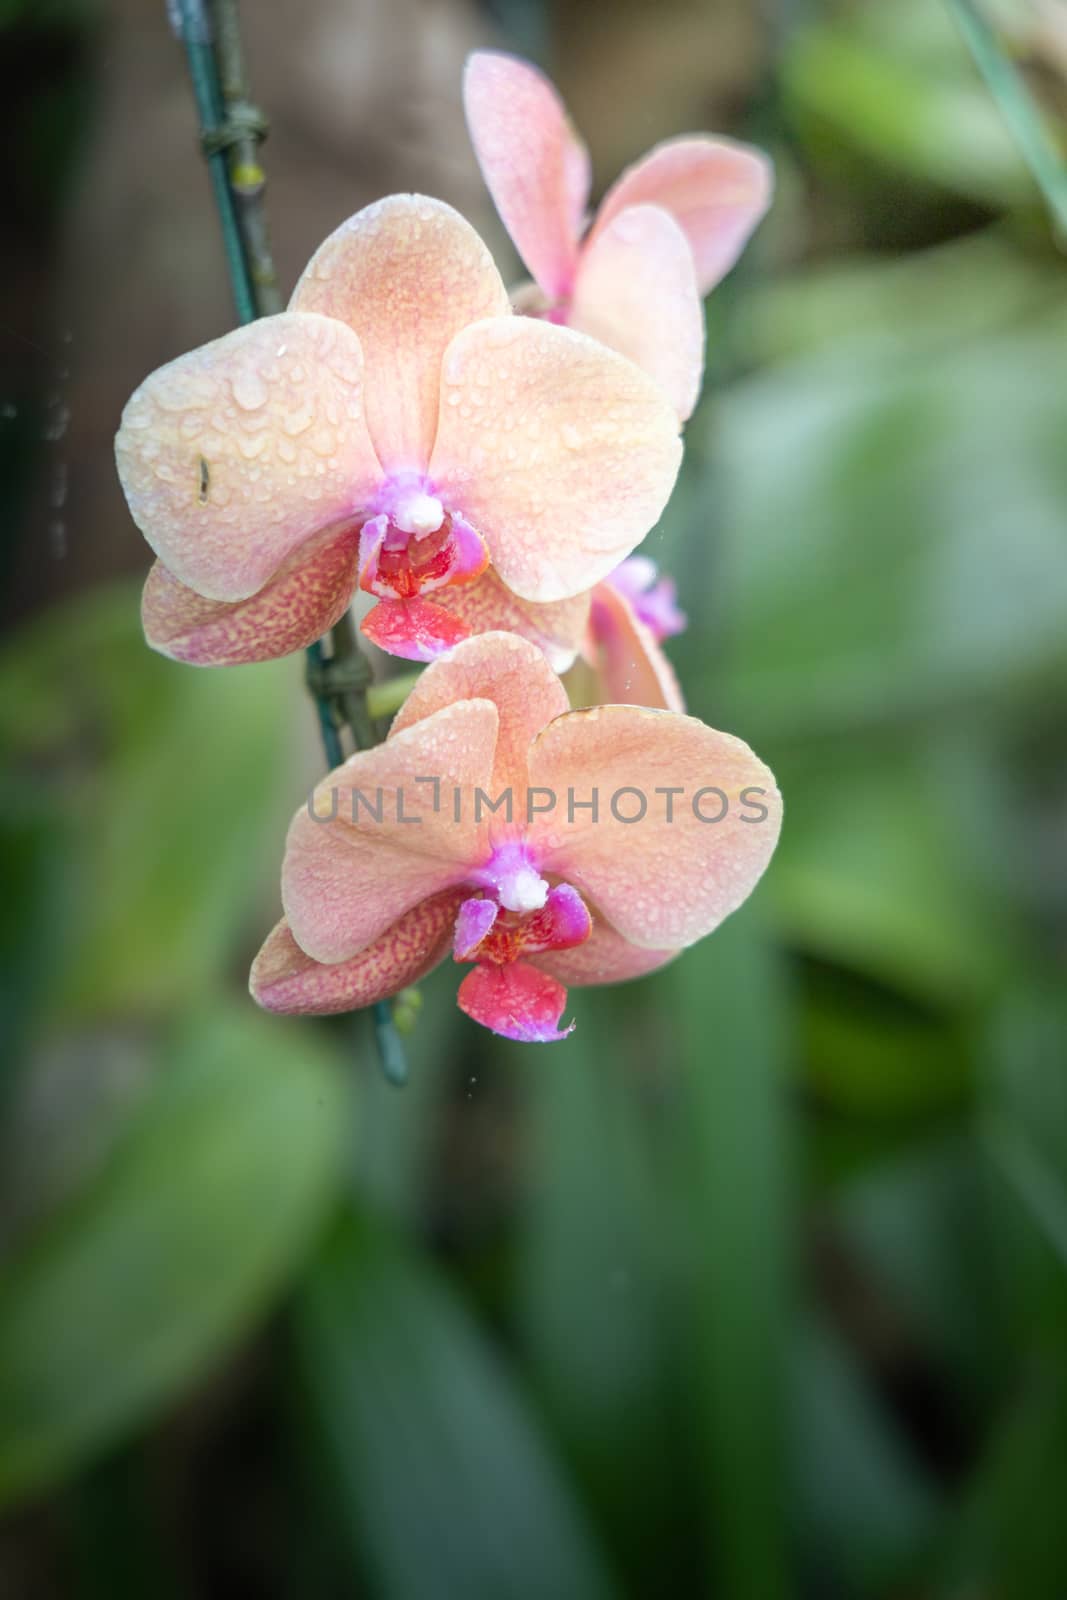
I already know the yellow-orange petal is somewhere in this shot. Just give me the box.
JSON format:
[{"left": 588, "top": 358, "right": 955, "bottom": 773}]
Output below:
[
  {"left": 431, "top": 568, "right": 590, "bottom": 673},
  {"left": 141, "top": 523, "right": 360, "bottom": 665},
  {"left": 591, "top": 135, "right": 773, "bottom": 298},
  {"left": 250, "top": 891, "right": 465, "bottom": 1016},
  {"left": 431, "top": 317, "right": 682, "bottom": 603},
  {"left": 531, "top": 914, "right": 678, "bottom": 987},
  {"left": 291, "top": 195, "right": 510, "bottom": 474},
  {"left": 390, "top": 631, "right": 569, "bottom": 799},
  {"left": 526, "top": 705, "right": 781, "bottom": 950},
  {"left": 282, "top": 699, "right": 498, "bottom": 965},
  {"left": 463, "top": 50, "right": 589, "bottom": 302},
  {"left": 571, "top": 205, "right": 704, "bottom": 421},
  {"left": 115, "top": 313, "right": 381, "bottom": 602}
]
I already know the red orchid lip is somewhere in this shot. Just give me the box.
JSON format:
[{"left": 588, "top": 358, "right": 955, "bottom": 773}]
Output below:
[{"left": 358, "top": 509, "right": 489, "bottom": 603}]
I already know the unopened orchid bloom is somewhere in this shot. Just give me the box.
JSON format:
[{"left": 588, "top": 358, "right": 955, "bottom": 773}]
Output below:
[
  {"left": 251, "top": 632, "right": 781, "bottom": 1042},
  {"left": 115, "top": 195, "right": 682, "bottom": 666},
  {"left": 580, "top": 555, "right": 687, "bottom": 712},
  {"left": 464, "top": 50, "right": 773, "bottom": 419}
]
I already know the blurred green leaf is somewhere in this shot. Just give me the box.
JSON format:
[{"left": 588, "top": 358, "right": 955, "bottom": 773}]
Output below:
[
  {"left": 770, "top": 739, "right": 1013, "bottom": 1009},
  {"left": 740, "top": 230, "right": 1063, "bottom": 370},
  {"left": 0, "top": 792, "right": 77, "bottom": 1088},
  {"left": 292, "top": 1209, "right": 620, "bottom": 1600},
  {"left": 938, "top": 1364, "right": 1067, "bottom": 1600},
  {"left": 980, "top": 987, "right": 1067, "bottom": 1345},
  {"left": 0, "top": 584, "right": 301, "bottom": 1019},
  {"left": 946, "top": 0, "right": 1067, "bottom": 238},
  {"left": 835, "top": 1135, "right": 1006, "bottom": 1401},
  {"left": 674, "top": 306, "right": 1067, "bottom": 745},
  {"left": 0, "top": 1006, "right": 347, "bottom": 1508},
  {"left": 792, "top": 1312, "right": 940, "bottom": 1594},
  {"left": 782, "top": 2, "right": 1030, "bottom": 207},
  {"left": 802, "top": 965, "right": 971, "bottom": 1118},
  {"left": 515, "top": 988, "right": 680, "bottom": 1582},
  {"left": 665, "top": 906, "right": 793, "bottom": 1599}
]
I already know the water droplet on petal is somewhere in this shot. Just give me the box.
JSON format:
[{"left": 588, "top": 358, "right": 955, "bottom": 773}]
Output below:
[{"left": 233, "top": 369, "right": 268, "bottom": 410}]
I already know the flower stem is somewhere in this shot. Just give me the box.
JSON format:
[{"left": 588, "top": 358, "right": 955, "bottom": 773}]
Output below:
[
  {"left": 946, "top": 0, "right": 1067, "bottom": 241},
  {"left": 176, "top": 0, "right": 257, "bottom": 324},
  {"left": 208, "top": 0, "right": 284, "bottom": 314},
  {"left": 172, "top": 0, "right": 408, "bottom": 1084},
  {"left": 367, "top": 670, "right": 422, "bottom": 722}
]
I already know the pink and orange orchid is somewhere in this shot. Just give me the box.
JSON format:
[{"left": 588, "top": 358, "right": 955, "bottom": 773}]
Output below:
[
  {"left": 251, "top": 633, "right": 781, "bottom": 1042},
  {"left": 464, "top": 49, "right": 773, "bottom": 417},
  {"left": 116, "top": 195, "right": 682, "bottom": 665}
]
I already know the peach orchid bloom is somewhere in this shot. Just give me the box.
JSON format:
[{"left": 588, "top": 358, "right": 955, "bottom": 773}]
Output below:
[
  {"left": 582, "top": 555, "right": 687, "bottom": 713},
  {"left": 464, "top": 50, "right": 773, "bottom": 419},
  {"left": 251, "top": 632, "right": 781, "bottom": 1042},
  {"left": 116, "top": 195, "right": 682, "bottom": 665}
]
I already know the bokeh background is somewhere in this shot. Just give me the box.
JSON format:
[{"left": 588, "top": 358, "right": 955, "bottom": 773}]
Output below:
[{"left": 3, "top": 0, "right": 1067, "bottom": 1595}]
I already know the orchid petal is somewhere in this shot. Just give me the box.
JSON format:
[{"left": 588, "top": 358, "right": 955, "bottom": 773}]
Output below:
[
  {"left": 453, "top": 896, "right": 498, "bottom": 959},
  {"left": 430, "top": 568, "right": 590, "bottom": 673},
  {"left": 571, "top": 204, "right": 704, "bottom": 421},
  {"left": 527, "top": 706, "right": 781, "bottom": 950},
  {"left": 116, "top": 313, "right": 380, "bottom": 602},
  {"left": 283, "top": 699, "right": 498, "bottom": 964},
  {"left": 463, "top": 50, "right": 588, "bottom": 302},
  {"left": 141, "top": 523, "right": 360, "bottom": 665},
  {"left": 592, "top": 136, "right": 773, "bottom": 296},
  {"left": 457, "top": 959, "right": 573, "bottom": 1042},
  {"left": 250, "top": 891, "right": 465, "bottom": 1015},
  {"left": 431, "top": 317, "right": 682, "bottom": 603},
  {"left": 291, "top": 195, "right": 509, "bottom": 474},
  {"left": 521, "top": 883, "right": 592, "bottom": 954},
  {"left": 588, "top": 580, "right": 684, "bottom": 712},
  {"left": 390, "top": 631, "right": 568, "bottom": 797}
]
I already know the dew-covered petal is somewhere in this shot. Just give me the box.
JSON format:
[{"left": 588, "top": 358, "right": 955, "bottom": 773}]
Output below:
[
  {"left": 116, "top": 313, "right": 381, "bottom": 602},
  {"left": 457, "top": 959, "right": 573, "bottom": 1042},
  {"left": 250, "top": 891, "right": 465, "bottom": 1015},
  {"left": 430, "top": 568, "right": 590, "bottom": 673},
  {"left": 463, "top": 50, "right": 588, "bottom": 303},
  {"left": 531, "top": 914, "right": 678, "bottom": 987},
  {"left": 291, "top": 195, "right": 510, "bottom": 474},
  {"left": 282, "top": 699, "right": 499, "bottom": 964},
  {"left": 431, "top": 317, "right": 682, "bottom": 603},
  {"left": 390, "top": 631, "right": 568, "bottom": 797},
  {"left": 587, "top": 579, "right": 684, "bottom": 712},
  {"left": 526, "top": 706, "right": 781, "bottom": 950},
  {"left": 592, "top": 136, "right": 773, "bottom": 297},
  {"left": 360, "top": 596, "right": 473, "bottom": 662},
  {"left": 571, "top": 204, "right": 704, "bottom": 421},
  {"left": 141, "top": 523, "right": 360, "bottom": 665}
]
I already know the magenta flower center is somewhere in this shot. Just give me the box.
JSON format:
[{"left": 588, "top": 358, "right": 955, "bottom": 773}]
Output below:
[
  {"left": 453, "top": 844, "right": 590, "bottom": 968},
  {"left": 358, "top": 472, "right": 488, "bottom": 602}
]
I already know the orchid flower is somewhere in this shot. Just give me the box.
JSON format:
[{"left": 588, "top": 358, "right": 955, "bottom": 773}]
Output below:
[
  {"left": 464, "top": 50, "right": 773, "bottom": 418},
  {"left": 115, "top": 195, "right": 682, "bottom": 666},
  {"left": 251, "top": 633, "right": 781, "bottom": 1042}
]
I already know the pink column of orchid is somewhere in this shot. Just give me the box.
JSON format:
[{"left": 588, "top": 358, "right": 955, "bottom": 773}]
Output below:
[{"left": 114, "top": 49, "right": 780, "bottom": 1043}]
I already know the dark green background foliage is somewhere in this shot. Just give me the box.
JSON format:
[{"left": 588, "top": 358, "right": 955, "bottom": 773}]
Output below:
[{"left": 2, "top": 1, "right": 1066, "bottom": 1594}]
